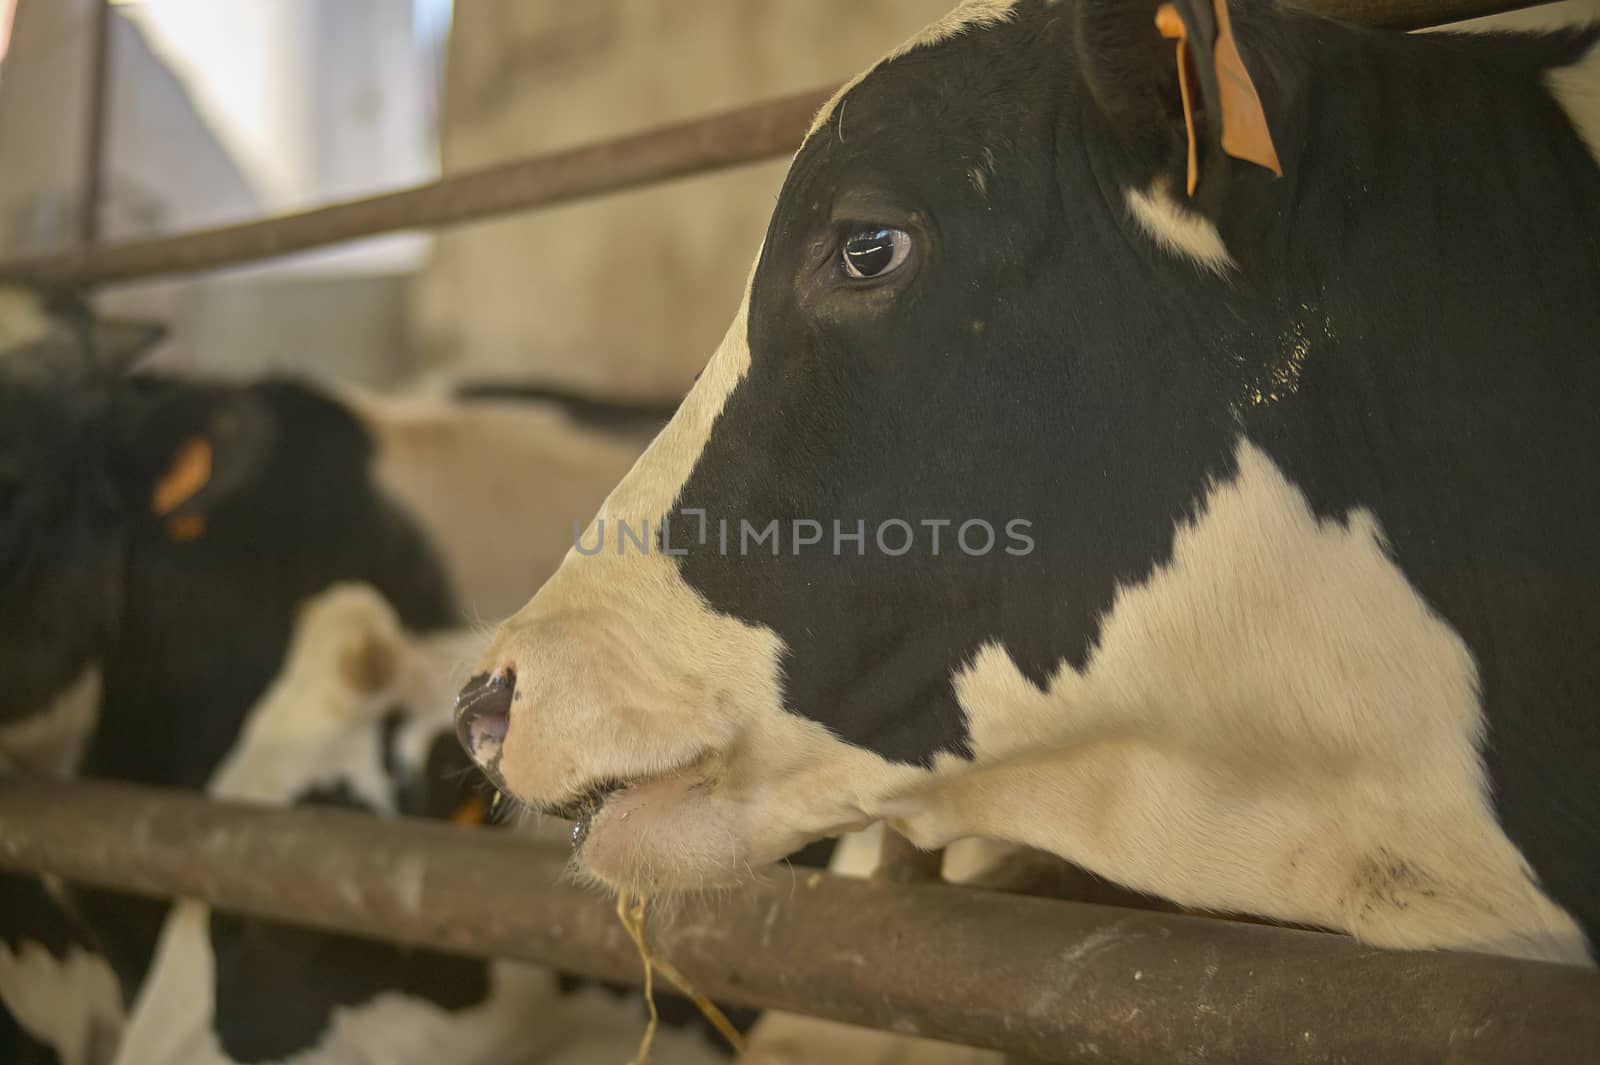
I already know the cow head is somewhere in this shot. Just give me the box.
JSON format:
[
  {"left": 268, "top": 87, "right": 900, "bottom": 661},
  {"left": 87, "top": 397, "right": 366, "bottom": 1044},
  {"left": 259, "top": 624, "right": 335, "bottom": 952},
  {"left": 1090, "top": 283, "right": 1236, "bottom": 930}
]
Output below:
[{"left": 462, "top": 0, "right": 1308, "bottom": 892}]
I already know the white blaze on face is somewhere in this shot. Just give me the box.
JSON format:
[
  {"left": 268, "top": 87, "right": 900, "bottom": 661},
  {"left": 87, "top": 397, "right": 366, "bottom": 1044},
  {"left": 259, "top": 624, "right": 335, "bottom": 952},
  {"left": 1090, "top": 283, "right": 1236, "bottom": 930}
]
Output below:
[{"left": 484, "top": 275, "right": 926, "bottom": 892}]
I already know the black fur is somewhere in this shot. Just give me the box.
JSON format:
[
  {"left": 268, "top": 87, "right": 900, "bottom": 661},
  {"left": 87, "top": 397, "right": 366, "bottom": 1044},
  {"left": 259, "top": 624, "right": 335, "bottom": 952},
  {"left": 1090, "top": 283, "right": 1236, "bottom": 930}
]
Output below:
[{"left": 670, "top": 0, "right": 1600, "bottom": 948}]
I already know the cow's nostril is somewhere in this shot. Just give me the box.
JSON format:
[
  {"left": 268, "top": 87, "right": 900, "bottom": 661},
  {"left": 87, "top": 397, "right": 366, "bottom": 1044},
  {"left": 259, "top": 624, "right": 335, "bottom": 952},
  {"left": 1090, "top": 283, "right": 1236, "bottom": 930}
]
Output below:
[{"left": 454, "top": 669, "right": 514, "bottom": 762}]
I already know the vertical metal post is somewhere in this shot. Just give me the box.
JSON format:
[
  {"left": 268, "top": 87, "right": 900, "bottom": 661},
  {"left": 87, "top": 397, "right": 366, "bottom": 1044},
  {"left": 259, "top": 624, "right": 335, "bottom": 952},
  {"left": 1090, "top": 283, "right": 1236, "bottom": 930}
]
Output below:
[{"left": 77, "top": 0, "right": 110, "bottom": 249}]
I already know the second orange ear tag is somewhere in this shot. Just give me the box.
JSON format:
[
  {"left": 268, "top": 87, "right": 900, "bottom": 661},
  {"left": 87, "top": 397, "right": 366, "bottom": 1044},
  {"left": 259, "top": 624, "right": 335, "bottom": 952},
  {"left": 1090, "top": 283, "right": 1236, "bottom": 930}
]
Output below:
[
  {"left": 1155, "top": 4, "right": 1200, "bottom": 195},
  {"left": 1156, "top": 0, "right": 1282, "bottom": 196},
  {"left": 151, "top": 434, "right": 213, "bottom": 541},
  {"left": 1211, "top": 0, "right": 1282, "bottom": 180}
]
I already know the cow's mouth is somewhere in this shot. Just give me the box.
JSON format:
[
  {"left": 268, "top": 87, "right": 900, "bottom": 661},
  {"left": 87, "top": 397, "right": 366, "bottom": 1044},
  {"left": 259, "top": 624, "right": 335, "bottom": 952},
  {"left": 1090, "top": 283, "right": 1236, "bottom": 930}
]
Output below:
[
  {"left": 536, "top": 752, "right": 714, "bottom": 852},
  {"left": 549, "top": 777, "right": 627, "bottom": 849}
]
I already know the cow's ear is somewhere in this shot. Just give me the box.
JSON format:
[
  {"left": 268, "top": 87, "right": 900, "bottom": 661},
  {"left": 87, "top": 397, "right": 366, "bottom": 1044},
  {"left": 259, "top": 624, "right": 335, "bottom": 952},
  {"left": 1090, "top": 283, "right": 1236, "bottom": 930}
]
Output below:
[
  {"left": 129, "top": 388, "right": 278, "bottom": 541},
  {"left": 1075, "top": 0, "right": 1281, "bottom": 206}
]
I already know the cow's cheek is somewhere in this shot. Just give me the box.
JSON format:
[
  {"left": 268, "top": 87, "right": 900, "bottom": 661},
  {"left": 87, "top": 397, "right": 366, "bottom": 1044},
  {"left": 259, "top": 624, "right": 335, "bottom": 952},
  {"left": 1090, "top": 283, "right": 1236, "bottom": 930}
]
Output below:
[{"left": 580, "top": 774, "right": 747, "bottom": 890}]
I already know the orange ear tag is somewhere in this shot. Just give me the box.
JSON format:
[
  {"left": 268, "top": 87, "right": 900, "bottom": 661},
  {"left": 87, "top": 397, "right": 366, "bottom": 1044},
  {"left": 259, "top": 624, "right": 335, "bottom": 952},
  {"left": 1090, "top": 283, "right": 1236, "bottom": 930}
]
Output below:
[
  {"left": 1211, "top": 0, "right": 1282, "bottom": 179},
  {"left": 1155, "top": 0, "right": 1282, "bottom": 196},
  {"left": 151, "top": 434, "right": 213, "bottom": 541},
  {"left": 1155, "top": 4, "right": 1200, "bottom": 196}
]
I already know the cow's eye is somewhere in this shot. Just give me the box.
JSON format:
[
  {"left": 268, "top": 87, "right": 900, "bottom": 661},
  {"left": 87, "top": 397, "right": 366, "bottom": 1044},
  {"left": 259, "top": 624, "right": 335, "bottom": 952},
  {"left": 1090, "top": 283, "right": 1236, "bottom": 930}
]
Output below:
[{"left": 841, "top": 227, "right": 911, "bottom": 279}]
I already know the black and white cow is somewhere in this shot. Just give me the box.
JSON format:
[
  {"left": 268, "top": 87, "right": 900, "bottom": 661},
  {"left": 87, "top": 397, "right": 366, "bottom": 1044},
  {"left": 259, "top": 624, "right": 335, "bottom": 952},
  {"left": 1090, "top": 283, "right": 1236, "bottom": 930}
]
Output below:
[
  {"left": 113, "top": 582, "right": 731, "bottom": 1065},
  {"left": 460, "top": 0, "right": 1600, "bottom": 966},
  {"left": 0, "top": 279, "right": 669, "bottom": 1046},
  {"left": 1, "top": 278, "right": 666, "bottom": 782}
]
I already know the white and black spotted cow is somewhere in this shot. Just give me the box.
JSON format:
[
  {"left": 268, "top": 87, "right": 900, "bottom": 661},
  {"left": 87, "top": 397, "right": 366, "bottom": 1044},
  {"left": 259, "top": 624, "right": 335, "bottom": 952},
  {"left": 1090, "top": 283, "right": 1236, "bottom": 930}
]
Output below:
[
  {"left": 459, "top": 0, "right": 1600, "bottom": 966},
  {"left": 0, "top": 281, "right": 677, "bottom": 1060},
  {"left": 114, "top": 583, "right": 729, "bottom": 1065},
  {"left": 0, "top": 279, "right": 667, "bottom": 995}
]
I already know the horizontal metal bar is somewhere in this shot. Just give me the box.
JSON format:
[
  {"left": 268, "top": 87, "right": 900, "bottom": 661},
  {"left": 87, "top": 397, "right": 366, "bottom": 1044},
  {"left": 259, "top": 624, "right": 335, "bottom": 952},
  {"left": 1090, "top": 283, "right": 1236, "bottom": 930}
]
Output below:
[
  {"left": 0, "top": 0, "right": 1563, "bottom": 288},
  {"left": 1, "top": 87, "right": 835, "bottom": 287},
  {"left": 1292, "top": 0, "right": 1550, "bottom": 29},
  {"left": 0, "top": 777, "right": 1594, "bottom": 1065}
]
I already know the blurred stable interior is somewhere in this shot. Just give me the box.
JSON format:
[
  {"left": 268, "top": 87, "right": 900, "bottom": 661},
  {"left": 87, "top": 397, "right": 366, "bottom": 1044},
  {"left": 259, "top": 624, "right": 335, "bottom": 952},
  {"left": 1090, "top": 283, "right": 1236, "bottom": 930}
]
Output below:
[{"left": 0, "top": 0, "right": 957, "bottom": 397}]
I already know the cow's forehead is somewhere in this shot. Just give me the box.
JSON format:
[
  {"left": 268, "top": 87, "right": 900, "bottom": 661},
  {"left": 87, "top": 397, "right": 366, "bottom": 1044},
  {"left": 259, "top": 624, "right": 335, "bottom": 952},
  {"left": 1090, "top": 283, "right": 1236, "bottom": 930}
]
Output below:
[
  {"left": 805, "top": 0, "right": 1026, "bottom": 142},
  {"left": 779, "top": 0, "right": 1061, "bottom": 240}
]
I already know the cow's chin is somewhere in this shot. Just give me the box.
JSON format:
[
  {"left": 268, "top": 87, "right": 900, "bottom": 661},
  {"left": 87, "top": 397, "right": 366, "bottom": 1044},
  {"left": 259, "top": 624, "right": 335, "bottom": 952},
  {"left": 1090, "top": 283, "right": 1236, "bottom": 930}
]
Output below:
[
  {"left": 571, "top": 764, "right": 757, "bottom": 893},
  {"left": 497, "top": 745, "right": 848, "bottom": 894},
  {"left": 493, "top": 741, "right": 749, "bottom": 893}
]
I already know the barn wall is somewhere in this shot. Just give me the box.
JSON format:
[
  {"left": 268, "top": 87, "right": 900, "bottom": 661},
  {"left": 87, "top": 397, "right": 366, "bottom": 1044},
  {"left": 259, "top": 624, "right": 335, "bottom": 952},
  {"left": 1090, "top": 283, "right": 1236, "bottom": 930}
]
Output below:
[{"left": 410, "top": 0, "right": 955, "bottom": 400}]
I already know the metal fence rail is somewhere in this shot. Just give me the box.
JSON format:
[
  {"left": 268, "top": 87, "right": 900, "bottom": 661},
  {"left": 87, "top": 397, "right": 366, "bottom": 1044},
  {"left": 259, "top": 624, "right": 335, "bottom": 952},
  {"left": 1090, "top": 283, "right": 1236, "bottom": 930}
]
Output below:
[
  {"left": 0, "top": 0, "right": 1561, "bottom": 287},
  {"left": 0, "top": 777, "right": 1594, "bottom": 1065},
  {"left": 3, "top": 87, "right": 834, "bottom": 287}
]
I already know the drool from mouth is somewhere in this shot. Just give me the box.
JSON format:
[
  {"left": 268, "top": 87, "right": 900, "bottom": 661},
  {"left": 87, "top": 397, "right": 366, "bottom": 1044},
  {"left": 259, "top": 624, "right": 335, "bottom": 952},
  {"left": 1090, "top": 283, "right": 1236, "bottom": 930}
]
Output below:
[
  {"left": 551, "top": 777, "right": 628, "bottom": 849},
  {"left": 529, "top": 753, "right": 716, "bottom": 863}
]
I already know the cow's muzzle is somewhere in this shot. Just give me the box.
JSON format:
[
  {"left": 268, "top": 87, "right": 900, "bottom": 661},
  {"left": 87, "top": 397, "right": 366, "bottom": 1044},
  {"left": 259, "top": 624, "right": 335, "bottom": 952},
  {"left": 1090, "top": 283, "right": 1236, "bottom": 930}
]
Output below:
[{"left": 454, "top": 669, "right": 514, "bottom": 775}]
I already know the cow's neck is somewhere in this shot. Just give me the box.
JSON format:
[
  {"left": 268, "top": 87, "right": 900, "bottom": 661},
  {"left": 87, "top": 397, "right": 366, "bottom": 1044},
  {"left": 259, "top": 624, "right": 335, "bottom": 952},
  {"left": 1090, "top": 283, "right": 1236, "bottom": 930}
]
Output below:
[{"left": 1224, "top": 15, "right": 1600, "bottom": 356}]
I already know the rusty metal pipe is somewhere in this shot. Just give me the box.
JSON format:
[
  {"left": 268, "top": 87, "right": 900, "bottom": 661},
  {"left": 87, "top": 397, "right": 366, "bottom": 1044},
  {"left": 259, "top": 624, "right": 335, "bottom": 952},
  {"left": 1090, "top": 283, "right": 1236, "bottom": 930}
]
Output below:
[
  {"left": 0, "top": 777, "right": 1595, "bottom": 1065},
  {"left": 0, "top": 87, "right": 834, "bottom": 287}
]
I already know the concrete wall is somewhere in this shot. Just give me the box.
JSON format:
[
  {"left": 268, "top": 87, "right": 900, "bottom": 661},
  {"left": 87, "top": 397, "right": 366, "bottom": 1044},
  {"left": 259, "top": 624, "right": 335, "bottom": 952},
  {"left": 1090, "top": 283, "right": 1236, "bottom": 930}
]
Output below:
[
  {"left": 0, "top": 0, "right": 101, "bottom": 253},
  {"left": 411, "top": 0, "right": 954, "bottom": 400}
]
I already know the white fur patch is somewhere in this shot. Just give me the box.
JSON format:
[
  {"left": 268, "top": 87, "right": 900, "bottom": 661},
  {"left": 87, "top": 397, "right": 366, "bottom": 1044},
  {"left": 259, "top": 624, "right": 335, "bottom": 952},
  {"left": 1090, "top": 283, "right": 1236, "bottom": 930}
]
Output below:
[
  {"left": 0, "top": 936, "right": 124, "bottom": 1065},
  {"left": 888, "top": 440, "right": 1587, "bottom": 964},
  {"left": 0, "top": 666, "right": 101, "bottom": 775},
  {"left": 209, "top": 586, "right": 455, "bottom": 808},
  {"left": 1549, "top": 34, "right": 1600, "bottom": 169},
  {"left": 1125, "top": 184, "right": 1236, "bottom": 275}
]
